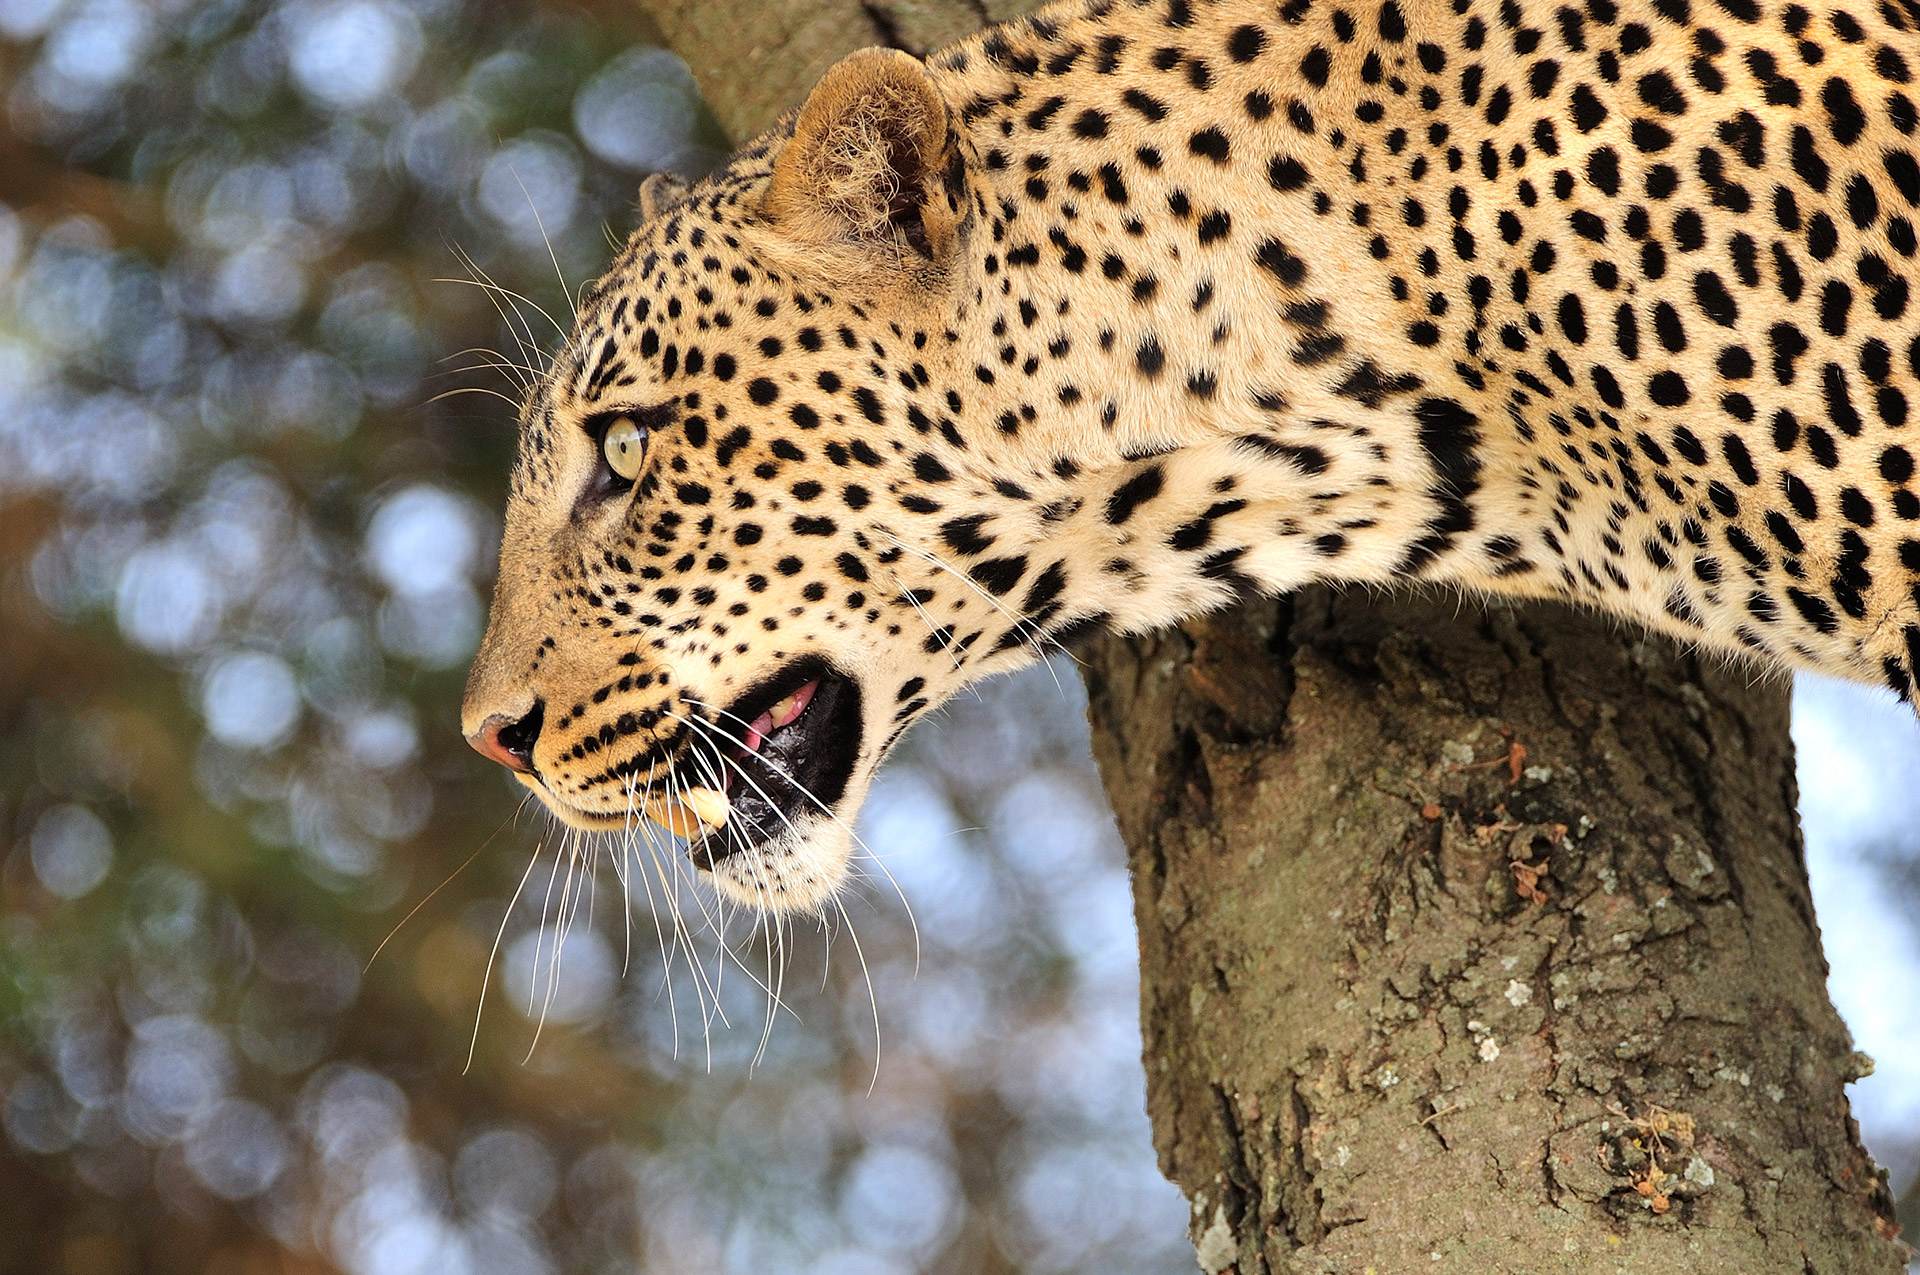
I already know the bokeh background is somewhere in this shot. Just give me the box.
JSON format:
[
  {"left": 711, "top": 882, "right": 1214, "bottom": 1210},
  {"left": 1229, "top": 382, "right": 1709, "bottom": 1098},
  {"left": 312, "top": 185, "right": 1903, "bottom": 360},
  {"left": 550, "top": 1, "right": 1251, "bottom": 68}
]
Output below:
[{"left": 0, "top": 1, "right": 1913, "bottom": 1272}]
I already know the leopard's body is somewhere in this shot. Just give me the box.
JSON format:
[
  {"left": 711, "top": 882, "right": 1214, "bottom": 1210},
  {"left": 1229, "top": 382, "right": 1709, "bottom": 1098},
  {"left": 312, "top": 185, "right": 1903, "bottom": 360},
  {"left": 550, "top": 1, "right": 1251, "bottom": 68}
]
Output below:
[{"left": 464, "top": 0, "right": 1920, "bottom": 910}]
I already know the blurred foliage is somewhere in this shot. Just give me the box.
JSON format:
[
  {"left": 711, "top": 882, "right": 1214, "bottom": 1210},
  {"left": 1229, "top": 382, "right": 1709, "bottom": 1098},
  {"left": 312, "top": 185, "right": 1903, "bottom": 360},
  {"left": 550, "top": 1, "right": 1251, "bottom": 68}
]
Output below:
[{"left": 0, "top": 0, "right": 1192, "bottom": 1271}]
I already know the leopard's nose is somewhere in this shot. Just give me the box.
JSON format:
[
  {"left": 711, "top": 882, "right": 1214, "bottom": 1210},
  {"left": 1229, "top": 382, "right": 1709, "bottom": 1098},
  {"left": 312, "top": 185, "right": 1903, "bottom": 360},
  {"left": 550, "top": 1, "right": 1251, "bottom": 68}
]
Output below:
[{"left": 466, "top": 700, "right": 544, "bottom": 773}]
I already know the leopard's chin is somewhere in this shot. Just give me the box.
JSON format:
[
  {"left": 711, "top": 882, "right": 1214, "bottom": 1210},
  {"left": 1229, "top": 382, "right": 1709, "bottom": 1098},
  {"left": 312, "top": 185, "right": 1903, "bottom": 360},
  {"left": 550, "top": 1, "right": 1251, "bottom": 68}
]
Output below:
[{"left": 701, "top": 812, "right": 861, "bottom": 914}]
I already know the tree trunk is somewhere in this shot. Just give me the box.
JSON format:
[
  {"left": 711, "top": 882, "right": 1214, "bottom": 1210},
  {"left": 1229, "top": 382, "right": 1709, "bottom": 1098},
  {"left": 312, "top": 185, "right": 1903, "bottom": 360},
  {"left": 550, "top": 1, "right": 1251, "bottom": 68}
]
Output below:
[
  {"left": 630, "top": 3, "right": 1908, "bottom": 1269},
  {"left": 1082, "top": 589, "right": 1906, "bottom": 1272}
]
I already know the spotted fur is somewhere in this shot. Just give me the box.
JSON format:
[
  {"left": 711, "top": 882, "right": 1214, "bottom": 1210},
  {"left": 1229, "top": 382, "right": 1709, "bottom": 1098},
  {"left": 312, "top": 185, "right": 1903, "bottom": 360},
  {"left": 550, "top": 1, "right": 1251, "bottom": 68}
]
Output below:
[{"left": 465, "top": 0, "right": 1920, "bottom": 911}]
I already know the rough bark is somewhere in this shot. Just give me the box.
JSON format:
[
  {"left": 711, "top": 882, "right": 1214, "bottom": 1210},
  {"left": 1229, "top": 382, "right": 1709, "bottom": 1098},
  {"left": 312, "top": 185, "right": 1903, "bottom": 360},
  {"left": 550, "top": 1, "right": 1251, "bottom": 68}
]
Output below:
[
  {"left": 1082, "top": 589, "right": 1906, "bottom": 1272},
  {"left": 632, "top": 3, "right": 1908, "bottom": 1269}
]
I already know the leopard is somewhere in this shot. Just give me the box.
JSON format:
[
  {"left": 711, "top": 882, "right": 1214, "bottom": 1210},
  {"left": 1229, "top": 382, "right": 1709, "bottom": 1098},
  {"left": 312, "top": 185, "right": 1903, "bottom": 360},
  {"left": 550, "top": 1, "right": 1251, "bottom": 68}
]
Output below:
[{"left": 462, "top": 0, "right": 1920, "bottom": 913}]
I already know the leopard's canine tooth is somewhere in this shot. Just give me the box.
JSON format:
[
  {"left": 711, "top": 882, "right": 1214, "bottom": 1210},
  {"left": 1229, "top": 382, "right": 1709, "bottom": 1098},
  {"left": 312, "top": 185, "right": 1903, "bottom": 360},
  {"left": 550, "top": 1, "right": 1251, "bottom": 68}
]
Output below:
[{"left": 642, "top": 788, "right": 731, "bottom": 837}]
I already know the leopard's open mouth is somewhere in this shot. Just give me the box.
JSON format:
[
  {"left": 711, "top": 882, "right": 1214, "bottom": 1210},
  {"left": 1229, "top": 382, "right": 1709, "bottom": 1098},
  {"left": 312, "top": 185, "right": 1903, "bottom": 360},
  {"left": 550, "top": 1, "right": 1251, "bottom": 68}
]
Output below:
[{"left": 674, "top": 657, "right": 863, "bottom": 867}]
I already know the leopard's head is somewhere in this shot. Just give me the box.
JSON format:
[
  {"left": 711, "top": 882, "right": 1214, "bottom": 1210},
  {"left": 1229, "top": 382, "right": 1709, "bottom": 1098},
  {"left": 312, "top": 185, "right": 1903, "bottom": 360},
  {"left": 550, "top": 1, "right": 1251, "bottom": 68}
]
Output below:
[{"left": 464, "top": 49, "right": 1068, "bottom": 911}]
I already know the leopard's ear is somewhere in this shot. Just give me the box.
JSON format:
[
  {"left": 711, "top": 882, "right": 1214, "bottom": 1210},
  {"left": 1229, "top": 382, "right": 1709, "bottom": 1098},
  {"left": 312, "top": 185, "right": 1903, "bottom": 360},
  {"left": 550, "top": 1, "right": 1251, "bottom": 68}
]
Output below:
[
  {"left": 638, "top": 171, "right": 690, "bottom": 222},
  {"left": 764, "top": 48, "right": 961, "bottom": 260}
]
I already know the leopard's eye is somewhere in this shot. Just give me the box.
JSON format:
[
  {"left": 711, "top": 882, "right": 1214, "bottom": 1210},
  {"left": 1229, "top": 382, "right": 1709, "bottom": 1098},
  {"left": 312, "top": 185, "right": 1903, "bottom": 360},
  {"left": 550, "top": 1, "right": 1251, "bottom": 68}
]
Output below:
[{"left": 602, "top": 416, "right": 648, "bottom": 480}]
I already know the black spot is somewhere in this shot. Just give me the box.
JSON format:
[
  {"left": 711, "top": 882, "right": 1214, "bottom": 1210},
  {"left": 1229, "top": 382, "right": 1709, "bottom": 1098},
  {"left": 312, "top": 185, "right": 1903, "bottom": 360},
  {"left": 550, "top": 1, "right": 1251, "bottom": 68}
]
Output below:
[
  {"left": 1021, "top": 561, "right": 1068, "bottom": 613},
  {"left": 1123, "top": 88, "right": 1169, "bottom": 121},
  {"left": 1783, "top": 471, "right": 1818, "bottom": 517},
  {"left": 1269, "top": 156, "right": 1311, "bottom": 190},
  {"left": 1587, "top": 146, "right": 1622, "bottom": 194},
  {"left": 1292, "top": 332, "right": 1346, "bottom": 365},
  {"left": 1136, "top": 336, "right": 1167, "bottom": 377},
  {"left": 1654, "top": 301, "right": 1687, "bottom": 351},
  {"left": 969, "top": 555, "right": 1029, "bottom": 595},
  {"left": 1190, "top": 127, "right": 1231, "bottom": 163},
  {"left": 1558, "top": 293, "right": 1589, "bottom": 343},
  {"left": 1820, "top": 280, "right": 1853, "bottom": 336},
  {"left": 1718, "top": 111, "right": 1766, "bottom": 167},
  {"left": 1637, "top": 69, "right": 1686, "bottom": 113},
  {"left": 1886, "top": 150, "right": 1920, "bottom": 205},
  {"left": 1301, "top": 45, "right": 1332, "bottom": 86},
  {"left": 1169, "top": 517, "right": 1215, "bottom": 551},
  {"left": 1379, "top": 0, "right": 1407, "bottom": 40},
  {"left": 714, "top": 426, "right": 753, "bottom": 468},
  {"left": 1882, "top": 444, "right": 1916, "bottom": 482},
  {"left": 1769, "top": 321, "right": 1810, "bottom": 383},
  {"left": 1334, "top": 360, "right": 1423, "bottom": 406},
  {"left": 1824, "top": 361, "right": 1864, "bottom": 435},
  {"left": 1255, "top": 239, "right": 1308, "bottom": 286},
  {"left": 1485, "top": 85, "right": 1513, "bottom": 125},
  {"left": 1840, "top": 486, "right": 1877, "bottom": 525},
  {"left": 1692, "top": 271, "right": 1739, "bottom": 326},
  {"left": 1198, "top": 547, "right": 1251, "bottom": 583},
  {"left": 1615, "top": 303, "right": 1641, "bottom": 359},
  {"left": 1027, "top": 96, "right": 1066, "bottom": 130},
  {"left": 1631, "top": 118, "right": 1674, "bottom": 152},
  {"left": 1791, "top": 125, "right": 1831, "bottom": 190},
  {"left": 1649, "top": 370, "right": 1690, "bottom": 405},
  {"left": 939, "top": 514, "right": 995, "bottom": 556},
  {"left": 1722, "top": 433, "right": 1759, "bottom": 484},
  {"left": 1105, "top": 465, "right": 1166, "bottom": 524},
  {"left": 1848, "top": 174, "right": 1881, "bottom": 227},
  {"left": 1786, "top": 585, "right": 1840, "bottom": 632},
  {"left": 1823, "top": 76, "right": 1866, "bottom": 144},
  {"left": 1400, "top": 397, "right": 1482, "bottom": 572}
]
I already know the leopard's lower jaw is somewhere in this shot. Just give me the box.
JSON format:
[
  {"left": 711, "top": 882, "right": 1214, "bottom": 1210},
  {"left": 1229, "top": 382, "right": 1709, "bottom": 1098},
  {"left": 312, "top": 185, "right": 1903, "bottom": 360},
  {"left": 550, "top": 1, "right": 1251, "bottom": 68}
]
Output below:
[{"left": 701, "top": 814, "right": 859, "bottom": 914}]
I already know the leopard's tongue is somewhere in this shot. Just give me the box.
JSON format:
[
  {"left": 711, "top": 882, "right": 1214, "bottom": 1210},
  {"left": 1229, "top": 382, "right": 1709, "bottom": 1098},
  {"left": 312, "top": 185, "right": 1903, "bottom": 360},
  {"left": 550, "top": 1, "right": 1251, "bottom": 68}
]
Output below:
[{"left": 740, "top": 679, "right": 819, "bottom": 755}]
